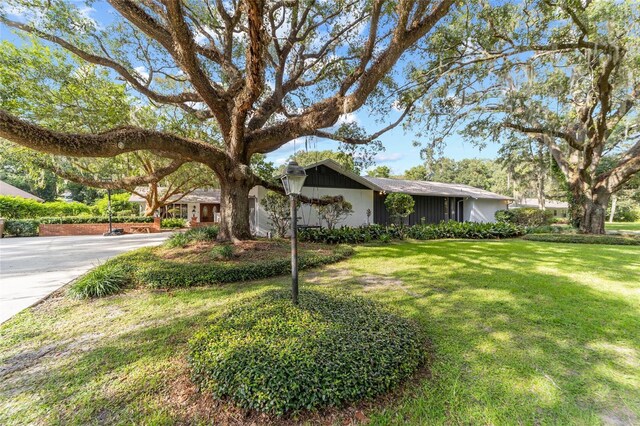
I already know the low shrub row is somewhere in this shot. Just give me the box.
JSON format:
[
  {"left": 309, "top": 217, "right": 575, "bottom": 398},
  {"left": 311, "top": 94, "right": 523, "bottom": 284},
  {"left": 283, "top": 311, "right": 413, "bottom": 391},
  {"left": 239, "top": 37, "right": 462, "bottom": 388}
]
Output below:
[
  {"left": 0, "top": 195, "right": 94, "bottom": 219},
  {"left": 188, "top": 289, "right": 427, "bottom": 415},
  {"left": 161, "top": 218, "right": 187, "bottom": 228},
  {"left": 2, "top": 216, "right": 154, "bottom": 236},
  {"left": 299, "top": 221, "right": 525, "bottom": 244},
  {"left": 3, "top": 219, "right": 40, "bottom": 237},
  {"left": 523, "top": 233, "right": 640, "bottom": 246},
  {"left": 164, "top": 226, "right": 219, "bottom": 248},
  {"left": 136, "top": 245, "right": 354, "bottom": 288},
  {"left": 38, "top": 216, "right": 153, "bottom": 224},
  {"left": 68, "top": 243, "right": 354, "bottom": 297},
  {"left": 495, "top": 208, "right": 553, "bottom": 227}
]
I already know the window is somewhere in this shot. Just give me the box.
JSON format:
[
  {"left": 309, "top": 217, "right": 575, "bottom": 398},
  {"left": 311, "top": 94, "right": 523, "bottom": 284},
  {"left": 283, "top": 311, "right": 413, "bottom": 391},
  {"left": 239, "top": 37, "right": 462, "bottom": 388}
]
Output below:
[{"left": 160, "top": 203, "right": 189, "bottom": 219}]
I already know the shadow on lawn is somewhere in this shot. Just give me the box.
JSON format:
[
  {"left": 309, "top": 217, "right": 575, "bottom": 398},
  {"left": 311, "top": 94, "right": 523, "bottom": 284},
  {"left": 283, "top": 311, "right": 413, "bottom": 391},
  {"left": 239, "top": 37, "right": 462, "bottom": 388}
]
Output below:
[
  {"left": 310, "top": 240, "right": 640, "bottom": 423},
  {"left": 1, "top": 240, "right": 639, "bottom": 424}
]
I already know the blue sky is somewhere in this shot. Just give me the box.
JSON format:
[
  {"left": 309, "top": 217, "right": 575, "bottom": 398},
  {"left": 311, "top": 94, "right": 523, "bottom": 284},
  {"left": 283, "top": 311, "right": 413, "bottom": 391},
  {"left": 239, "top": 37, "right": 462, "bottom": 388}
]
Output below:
[{"left": 264, "top": 110, "right": 501, "bottom": 174}]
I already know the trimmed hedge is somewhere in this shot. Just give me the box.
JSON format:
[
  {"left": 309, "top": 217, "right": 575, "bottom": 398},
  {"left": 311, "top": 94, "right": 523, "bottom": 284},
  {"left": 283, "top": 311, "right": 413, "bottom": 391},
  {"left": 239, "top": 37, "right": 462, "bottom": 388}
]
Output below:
[
  {"left": 188, "top": 289, "right": 427, "bottom": 415},
  {"left": 495, "top": 208, "right": 553, "bottom": 227},
  {"left": 3, "top": 219, "right": 40, "bottom": 237},
  {"left": 523, "top": 233, "right": 640, "bottom": 246},
  {"left": 38, "top": 216, "right": 152, "bottom": 224},
  {"left": 71, "top": 243, "right": 353, "bottom": 293},
  {"left": 3, "top": 216, "right": 154, "bottom": 236},
  {"left": 299, "top": 222, "right": 524, "bottom": 244},
  {"left": 136, "top": 245, "right": 354, "bottom": 288},
  {"left": 0, "top": 195, "right": 94, "bottom": 218},
  {"left": 161, "top": 218, "right": 187, "bottom": 228}
]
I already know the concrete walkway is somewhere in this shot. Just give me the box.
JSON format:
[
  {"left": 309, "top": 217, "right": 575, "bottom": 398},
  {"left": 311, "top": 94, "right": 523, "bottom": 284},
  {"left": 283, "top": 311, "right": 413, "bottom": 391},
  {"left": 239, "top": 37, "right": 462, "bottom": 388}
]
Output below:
[{"left": 0, "top": 233, "right": 171, "bottom": 324}]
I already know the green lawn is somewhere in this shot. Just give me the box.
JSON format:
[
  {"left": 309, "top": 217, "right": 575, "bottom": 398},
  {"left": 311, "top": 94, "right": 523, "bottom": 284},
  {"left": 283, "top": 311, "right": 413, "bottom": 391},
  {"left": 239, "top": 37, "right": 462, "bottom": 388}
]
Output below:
[
  {"left": 606, "top": 222, "right": 640, "bottom": 232},
  {"left": 1, "top": 239, "right": 639, "bottom": 425}
]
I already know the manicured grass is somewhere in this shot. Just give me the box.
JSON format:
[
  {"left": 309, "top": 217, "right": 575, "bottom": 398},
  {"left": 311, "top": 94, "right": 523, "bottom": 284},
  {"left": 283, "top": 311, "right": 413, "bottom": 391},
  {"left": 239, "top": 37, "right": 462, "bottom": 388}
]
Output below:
[
  {"left": 523, "top": 233, "right": 640, "bottom": 245},
  {"left": 606, "top": 221, "right": 640, "bottom": 232},
  {"left": 1, "top": 240, "right": 639, "bottom": 424}
]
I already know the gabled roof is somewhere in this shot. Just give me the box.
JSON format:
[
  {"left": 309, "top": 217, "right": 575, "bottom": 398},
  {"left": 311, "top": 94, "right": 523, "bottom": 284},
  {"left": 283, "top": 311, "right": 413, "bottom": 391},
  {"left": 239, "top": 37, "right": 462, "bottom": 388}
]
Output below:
[
  {"left": 364, "top": 177, "right": 512, "bottom": 200},
  {"left": 300, "top": 159, "right": 382, "bottom": 191},
  {"left": 299, "top": 159, "right": 511, "bottom": 200},
  {"left": 0, "top": 180, "right": 44, "bottom": 202},
  {"left": 512, "top": 198, "right": 569, "bottom": 209},
  {"left": 129, "top": 188, "right": 221, "bottom": 204}
]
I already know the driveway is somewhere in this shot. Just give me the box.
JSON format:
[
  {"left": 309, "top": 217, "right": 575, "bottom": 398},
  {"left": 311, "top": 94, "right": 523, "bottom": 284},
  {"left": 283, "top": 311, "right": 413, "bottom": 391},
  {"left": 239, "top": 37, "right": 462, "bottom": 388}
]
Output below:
[{"left": 0, "top": 233, "right": 171, "bottom": 324}]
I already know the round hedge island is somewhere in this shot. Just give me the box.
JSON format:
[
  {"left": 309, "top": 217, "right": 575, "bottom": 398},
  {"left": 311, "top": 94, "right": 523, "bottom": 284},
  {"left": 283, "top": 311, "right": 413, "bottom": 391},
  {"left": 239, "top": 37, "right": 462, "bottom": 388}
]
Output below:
[{"left": 188, "top": 289, "right": 427, "bottom": 416}]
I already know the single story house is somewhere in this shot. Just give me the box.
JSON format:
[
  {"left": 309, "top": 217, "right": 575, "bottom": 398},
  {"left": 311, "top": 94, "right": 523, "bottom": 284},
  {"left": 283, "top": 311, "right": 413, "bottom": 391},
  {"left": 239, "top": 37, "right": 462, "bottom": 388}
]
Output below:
[
  {"left": 0, "top": 179, "right": 44, "bottom": 202},
  {"left": 130, "top": 159, "right": 512, "bottom": 235},
  {"left": 511, "top": 197, "right": 569, "bottom": 218},
  {"left": 129, "top": 188, "right": 223, "bottom": 223}
]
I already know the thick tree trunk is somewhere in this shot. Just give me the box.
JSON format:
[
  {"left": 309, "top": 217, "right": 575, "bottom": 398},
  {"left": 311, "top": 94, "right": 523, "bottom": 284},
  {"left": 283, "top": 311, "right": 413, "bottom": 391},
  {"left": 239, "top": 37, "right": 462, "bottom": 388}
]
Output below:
[
  {"left": 580, "top": 199, "right": 608, "bottom": 234},
  {"left": 570, "top": 180, "right": 610, "bottom": 234},
  {"left": 217, "top": 176, "right": 253, "bottom": 242}
]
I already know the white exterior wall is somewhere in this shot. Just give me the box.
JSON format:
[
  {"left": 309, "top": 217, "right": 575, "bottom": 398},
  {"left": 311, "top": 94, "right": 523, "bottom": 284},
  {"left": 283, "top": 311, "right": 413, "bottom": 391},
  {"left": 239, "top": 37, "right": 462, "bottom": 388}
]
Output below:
[
  {"left": 463, "top": 198, "right": 509, "bottom": 223},
  {"left": 250, "top": 185, "right": 374, "bottom": 236},
  {"left": 187, "top": 203, "right": 200, "bottom": 222}
]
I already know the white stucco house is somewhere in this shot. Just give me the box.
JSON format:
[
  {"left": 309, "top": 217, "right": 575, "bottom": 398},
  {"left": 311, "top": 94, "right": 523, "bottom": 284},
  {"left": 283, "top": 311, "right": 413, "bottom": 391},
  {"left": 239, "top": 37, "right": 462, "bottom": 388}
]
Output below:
[{"left": 130, "top": 159, "right": 512, "bottom": 235}]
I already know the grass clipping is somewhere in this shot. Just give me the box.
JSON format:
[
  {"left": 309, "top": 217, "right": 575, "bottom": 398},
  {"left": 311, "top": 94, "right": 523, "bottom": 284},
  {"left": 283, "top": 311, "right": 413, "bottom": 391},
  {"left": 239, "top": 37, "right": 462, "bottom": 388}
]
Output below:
[{"left": 188, "top": 289, "right": 427, "bottom": 416}]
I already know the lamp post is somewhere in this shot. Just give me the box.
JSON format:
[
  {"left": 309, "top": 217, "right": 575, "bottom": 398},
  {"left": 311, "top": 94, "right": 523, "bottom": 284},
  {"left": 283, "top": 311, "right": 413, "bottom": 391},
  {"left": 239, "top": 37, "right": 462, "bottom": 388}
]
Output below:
[
  {"left": 281, "top": 161, "right": 307, "bottom": 304},
  {"left": 107, "top": 188, "right": 113, "bottom": 235}
]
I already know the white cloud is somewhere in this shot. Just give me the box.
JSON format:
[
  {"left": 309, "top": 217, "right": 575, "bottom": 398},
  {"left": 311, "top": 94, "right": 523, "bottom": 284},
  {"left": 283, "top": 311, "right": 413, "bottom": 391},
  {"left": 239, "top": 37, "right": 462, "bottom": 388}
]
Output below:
[
  {"left": 274, "top": 157, "right": 288, "bottom": 166},
  {"left": 336, "top": 112, "right": 359, "bottom": 126},
  {"left": 134, "top": 66, "right": 149, "bottom": 81},
  {"left": 374, "top": 152, "right": 403, "bottom": 162}
]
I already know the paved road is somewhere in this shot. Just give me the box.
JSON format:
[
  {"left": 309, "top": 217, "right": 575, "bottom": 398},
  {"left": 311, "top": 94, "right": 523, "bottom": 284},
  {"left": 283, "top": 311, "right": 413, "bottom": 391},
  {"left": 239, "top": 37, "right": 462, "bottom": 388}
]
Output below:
[{"left": 0, "top": 233, "right": 171, "bottom": 324}]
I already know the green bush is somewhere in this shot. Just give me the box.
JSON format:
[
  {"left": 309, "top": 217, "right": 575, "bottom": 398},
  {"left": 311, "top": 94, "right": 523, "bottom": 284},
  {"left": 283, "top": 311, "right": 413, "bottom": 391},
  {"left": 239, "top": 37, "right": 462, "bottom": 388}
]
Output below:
[
  {"left": 523, "top": 233, "right": 640, "bottom": 246},
  {"left": 161, "top": 218, "right": 187, "bottom": 228},
  {"left": 164, "top": 226, "right": 219, "bottom": 248},
  {"left": 0, "top": 196, "right": 43, "bottom": 219},
  {"left": 495, "top": 208, "right": 552, "bottom": 227},
  {"left": 165, "top": 232, "right": 190, "bottom": 248},
  {"left": 0, "top": 195, "right": 93, "bottom": 219},
  {"left": 188, "top": 289, "right": 426, "bottom": 415},
  {"left": 72, "top": 244, "right": 353, "bottom": 295},
  {"left": 68, "top": 262, "right": 131, "bottom": 298},
  {"left": 93, "top": 192, "right": 138, "bottom": 216},
  {"left": 526, "top": 225, "right": 569, "bottom": 234},
  {"left": 211, "top": 244, "right": 234, "bottom": 260},
  {"left": 136, "top": 245, "right": 353, "bottom": 288},
  {"left": 609, "top": 205, "right": 640, "bottom": 222},
  {"left": 3, "top": 219, "right": 40, "bottom": 236},
  {"left": 384, "top": 192, "right": 415, "bottom": 225},
  {"left": 184, "top": 226, "right": 219, "bottom": 241},
  {"left": 299, "top": 222, "right": 524, "bottom": 244},
  {"left": 38, "top": 216, "right": 153, "bottom": 224}
]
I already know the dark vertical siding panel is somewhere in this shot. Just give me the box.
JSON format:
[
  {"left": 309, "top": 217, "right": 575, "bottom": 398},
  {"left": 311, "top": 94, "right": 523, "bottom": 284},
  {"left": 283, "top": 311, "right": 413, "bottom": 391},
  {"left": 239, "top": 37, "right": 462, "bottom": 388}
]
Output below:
[
  {"left": 374, "top": 193, "right": 448, "bottom": 225},
  {"left": 304, "top": 165, "right": 368, "bottom": 189}
]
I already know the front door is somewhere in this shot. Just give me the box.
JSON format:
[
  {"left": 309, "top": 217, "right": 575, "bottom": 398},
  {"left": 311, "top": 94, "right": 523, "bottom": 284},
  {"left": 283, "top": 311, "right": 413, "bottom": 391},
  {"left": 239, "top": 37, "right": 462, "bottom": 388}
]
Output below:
[{"left": 200, "top": 203, "right": 215, "bottom": 222}]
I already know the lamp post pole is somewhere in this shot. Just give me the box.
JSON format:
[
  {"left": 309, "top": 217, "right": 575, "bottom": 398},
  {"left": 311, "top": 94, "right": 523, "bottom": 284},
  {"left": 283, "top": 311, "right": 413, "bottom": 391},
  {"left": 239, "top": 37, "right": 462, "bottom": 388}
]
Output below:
[
  {"left": 107, "top": 188, "right": 113, "bottom": 235},
  {"left": 281, "top": 160, "right": 306, "bottom": 305},
  {"left": 290, "top": 194, "right": 299, "bottom": 305}
]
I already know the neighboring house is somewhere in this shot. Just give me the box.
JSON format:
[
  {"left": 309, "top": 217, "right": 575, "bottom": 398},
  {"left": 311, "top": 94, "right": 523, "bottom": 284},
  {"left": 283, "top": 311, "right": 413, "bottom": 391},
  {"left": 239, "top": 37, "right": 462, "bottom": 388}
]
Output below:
[
  {"left": 0, "top": 180, "right": 44, "bottom": 202},
  {"left": 511, "top": 197, "right": 569, "bottom": 218},
  {"left": 129, "top": 188, "right": 224, "bottom": 224},
  {"left": 129, "top": 159, "right": 512, "bottom": 235}
]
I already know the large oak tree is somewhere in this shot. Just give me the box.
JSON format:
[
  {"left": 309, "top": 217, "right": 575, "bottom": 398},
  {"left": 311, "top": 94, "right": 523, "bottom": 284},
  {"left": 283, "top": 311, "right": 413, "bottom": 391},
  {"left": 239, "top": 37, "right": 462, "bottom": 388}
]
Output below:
[
  {"left": 411, "top": 0, "right": 640, "bottom": 233},
  {"left": 0, "top": 0, "right": 456, "bottom": 241}
]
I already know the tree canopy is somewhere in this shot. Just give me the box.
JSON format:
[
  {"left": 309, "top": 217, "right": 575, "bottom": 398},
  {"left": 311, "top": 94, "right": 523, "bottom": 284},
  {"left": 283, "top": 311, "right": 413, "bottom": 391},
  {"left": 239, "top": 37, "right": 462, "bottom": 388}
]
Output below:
[
  {"left": 409, "top": 0, "right": 640, "bottom": 232},
  {"left": 0, "top": 0, "right": 457, "bottom": 240}
]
